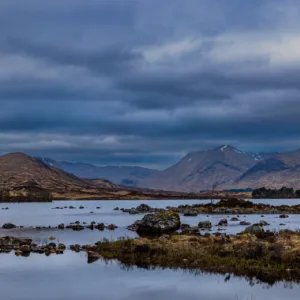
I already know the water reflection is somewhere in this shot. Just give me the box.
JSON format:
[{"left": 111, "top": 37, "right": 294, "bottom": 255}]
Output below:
[{"left": 0, "top": 252, "right": 299, "bottom": 300}]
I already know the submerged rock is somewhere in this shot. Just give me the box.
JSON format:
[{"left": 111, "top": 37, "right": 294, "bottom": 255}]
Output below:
[
  {"left": 106, "top": 224, "right": 118, "bottom": 230},
  {"left": 66, "top": 224, "right": 84, "bottom": 231},
  {"left": 2, "top": 223, "right": 17, "bottom": 229},
  {"left": 240, "top": 221, "right": 251, "bottom": 226},
  {"left": 280, "top": 214, "right": 289, "bottom": 219}
]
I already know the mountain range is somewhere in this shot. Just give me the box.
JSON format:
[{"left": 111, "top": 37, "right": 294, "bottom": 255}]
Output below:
[
  {"left": 35, "top": 144, "right": 300, "bottom": 192},
  {"left": 37, "top": 157, "right": 159, "bottom": 187},
  {"left": 2, "top": 145, "right": 300, "bottom": 194}
]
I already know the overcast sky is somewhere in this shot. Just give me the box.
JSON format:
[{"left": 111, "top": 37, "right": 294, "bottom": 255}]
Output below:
[{"left": 1, "top": 0, "right": 300, "bottom": 168}]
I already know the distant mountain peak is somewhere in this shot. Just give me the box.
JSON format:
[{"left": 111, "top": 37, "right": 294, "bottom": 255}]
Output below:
[
  {"left": 215, "top": 145, "right": 241, "bottom": 153},
  {"left": 220, "top": 145, "right": 228, "bottom": 151}
]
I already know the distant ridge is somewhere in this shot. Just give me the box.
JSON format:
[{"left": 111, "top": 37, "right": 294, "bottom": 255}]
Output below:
[
  {"left": 233, "top": 149, "right": 300, "bottom": 189},
  {"left": 35, "top": 145, "right": 285, "bottom": 192},
  {"left": 37, "top": 157, "right": 160, "bottom": 187}
]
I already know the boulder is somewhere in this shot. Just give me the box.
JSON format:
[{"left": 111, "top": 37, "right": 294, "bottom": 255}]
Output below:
[
  {"left": 58, "top": 223, "right": 64, "bottom": 230},
  {"left": 113, "top": 207, "right": 119, "bottom": 211},
  {"left": 49, "top": 236, "right": 56, "bottom": 241},
  {"left": 58, "top": 243, "right": 66, "bottom": 250},
  {"left": 70, "top": 244, "right": 81, "bottom": 252},
  {"left": 2, "top": 223, "right": 17, "bottom": 229},
  {"left": 106, "top": 224, "right": 118, "bottom": 230},
  {"left": 240, "top": 221, "right": 251, "bottom": 226},
  {"left": 259, "top": 220, "right": 270, "bottom": 226},
  {"left": 183, "top": 209, "right": 198, "bottom": 216},
  {"left": 95, "top": 223, "right": 105, "bottom": 230},
  {"left": 136, "top": 204, "right": 152, "bottom": 212},
  {"left": 20, "top": 244, "right": 31, "bottom": 253},
  {"left": 244, "top": 224, "right": 264, "bottom": 235},
  {"left": 198, "top": 221, "right": 212, "bottom": 229},
  {"left": 48, "top": 242, "right": 56, "bottom": 249},
  {"left": 280, "top": 214, "right": 289, "bottom": 219},
  {"left": 230, "top": 217, "right": 239, "bottom": 221},
  {"left": 31, "top": 247, "right": 44, "bottom": 254},
  {"left": 122, "top": 204, "right": 164, "bottom": 214},
  {"left": 15, "top": 249, "right": 22, "bottom": 256},
  {"left": 133, "top": 211, "right": 181, "bottom": 234},
  {"left": 218, "top": 219, "right": 228, "bottom": 226},
  {"left": 67, "top": 224, "right": 84, "bottom": 231},
  {"left": 181, "top": 223, "right": 191, "bottom": 229}
]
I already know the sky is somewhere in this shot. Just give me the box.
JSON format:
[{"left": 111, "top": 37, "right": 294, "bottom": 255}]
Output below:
[{"left": 1, "top": 0, "right": 300, "bottom": 169}]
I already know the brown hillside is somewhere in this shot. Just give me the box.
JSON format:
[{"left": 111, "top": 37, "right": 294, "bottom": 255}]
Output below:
[{"left": 0, "top": 152, "right": 91, "bottom": 192}]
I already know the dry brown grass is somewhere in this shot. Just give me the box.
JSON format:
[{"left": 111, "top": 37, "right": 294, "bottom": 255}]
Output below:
[{"left": 92, "top": 231, "right": 300, "bottom": 283}]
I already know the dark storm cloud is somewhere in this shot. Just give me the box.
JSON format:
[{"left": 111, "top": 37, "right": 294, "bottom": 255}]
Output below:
[
  {"left": 2, "top": 38, "right": 142, "bottom": 76},
  {"left": 1, "top": 0, "right": 300, "bottom": 167}
]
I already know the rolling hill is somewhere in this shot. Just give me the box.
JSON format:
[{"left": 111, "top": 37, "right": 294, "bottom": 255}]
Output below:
[{"left": 0, "top": 152, "right": 91, "bottom": 192}]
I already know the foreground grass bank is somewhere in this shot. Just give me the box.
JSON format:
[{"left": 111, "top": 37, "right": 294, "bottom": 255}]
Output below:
[{"left": 90, "top": 231, "right": 300, "bottom": 284}]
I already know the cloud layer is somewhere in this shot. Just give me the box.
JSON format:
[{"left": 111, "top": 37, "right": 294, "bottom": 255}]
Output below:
[{"left": 1, "top": 0, "right": 300, "bottom": 168}]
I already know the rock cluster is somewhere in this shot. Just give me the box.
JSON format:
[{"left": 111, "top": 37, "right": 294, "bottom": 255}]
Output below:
[
  {"left": 121, "top": 204, "right": 165, "bottom": 215},
  {"left": 0, "top": 236, "right": 66, "bottom": 256}
]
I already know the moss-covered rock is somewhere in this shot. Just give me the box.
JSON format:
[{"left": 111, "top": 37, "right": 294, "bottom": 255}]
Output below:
[{"left": 132, "top": 211, "right": 181, "bottom": 234}]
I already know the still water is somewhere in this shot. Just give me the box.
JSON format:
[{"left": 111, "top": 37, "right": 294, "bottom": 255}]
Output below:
[{"left": 0, "top": 199, "right": 299, "bottom": 300}]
